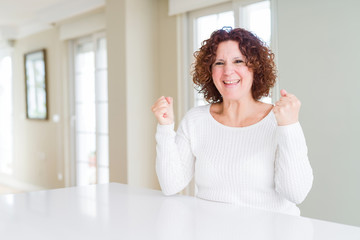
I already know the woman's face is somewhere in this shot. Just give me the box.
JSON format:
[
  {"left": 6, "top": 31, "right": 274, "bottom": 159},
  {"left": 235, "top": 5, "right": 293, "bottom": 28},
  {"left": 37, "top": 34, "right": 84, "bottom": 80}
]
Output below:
[{"left": 211, "top": 40, "right": 254, "bottom": 102}]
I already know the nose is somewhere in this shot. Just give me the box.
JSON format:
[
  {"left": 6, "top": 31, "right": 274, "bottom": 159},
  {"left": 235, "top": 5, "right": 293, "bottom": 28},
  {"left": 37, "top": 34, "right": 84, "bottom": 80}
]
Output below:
[{"left": 224, "top": 63, "right": 234, "bottom": 75}]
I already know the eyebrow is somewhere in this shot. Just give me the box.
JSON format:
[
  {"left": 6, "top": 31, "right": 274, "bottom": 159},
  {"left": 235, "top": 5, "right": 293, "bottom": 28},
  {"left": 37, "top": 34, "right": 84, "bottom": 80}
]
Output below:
[{"left": 214, "top": 57, "right": 244, "bottom": 61}]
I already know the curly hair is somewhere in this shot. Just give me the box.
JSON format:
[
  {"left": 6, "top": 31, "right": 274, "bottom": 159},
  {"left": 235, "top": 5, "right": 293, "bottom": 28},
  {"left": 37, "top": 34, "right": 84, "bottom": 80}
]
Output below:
[{"left": 192, "top": 28, "right": 277, "bottom": 103}]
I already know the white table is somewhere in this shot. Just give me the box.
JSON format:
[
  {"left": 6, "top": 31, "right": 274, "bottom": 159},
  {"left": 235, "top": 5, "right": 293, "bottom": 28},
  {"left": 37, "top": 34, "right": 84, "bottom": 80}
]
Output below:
[{"left": 0, "top": 183, "right": 359, "bottom": 239}]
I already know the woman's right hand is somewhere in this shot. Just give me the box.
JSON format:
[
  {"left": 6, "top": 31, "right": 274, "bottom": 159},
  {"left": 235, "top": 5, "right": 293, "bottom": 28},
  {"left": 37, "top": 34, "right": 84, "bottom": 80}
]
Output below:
[{"left": 151, "top": 96, "right": 174, "bottom": 125}]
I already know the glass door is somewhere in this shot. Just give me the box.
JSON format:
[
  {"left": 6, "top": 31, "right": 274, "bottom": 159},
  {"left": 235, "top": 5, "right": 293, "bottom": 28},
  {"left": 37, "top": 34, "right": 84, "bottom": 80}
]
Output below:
[
  {"left": 0, "top": 55, "right": 13, "bottom": 175},
  {"left": 71, "top": 33, "right": 109, "bottom": 186}
]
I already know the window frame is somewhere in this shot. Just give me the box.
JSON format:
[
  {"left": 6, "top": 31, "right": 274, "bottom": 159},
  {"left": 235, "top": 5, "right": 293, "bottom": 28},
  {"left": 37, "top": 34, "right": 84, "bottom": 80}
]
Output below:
[
  {"left": 0, "top": 51, "right": 14, "bottom": 175},
  {"left": 187, "top": 2, "right": 234, "bottom": 108},
  {"left": 185, "top": 0, "right": 277, "bottom": 110},
  {"left": 179, "top": 0, "right": 276, "bottom": 196},
  {"left": 69, "top": 31, "right": 109, "bottom": 187}
]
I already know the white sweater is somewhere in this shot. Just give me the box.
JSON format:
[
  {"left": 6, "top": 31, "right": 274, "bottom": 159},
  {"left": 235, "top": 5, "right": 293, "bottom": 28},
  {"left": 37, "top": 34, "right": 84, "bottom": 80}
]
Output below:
[{"left": 155, "top": 104, "right": 313, "bottom": 215}]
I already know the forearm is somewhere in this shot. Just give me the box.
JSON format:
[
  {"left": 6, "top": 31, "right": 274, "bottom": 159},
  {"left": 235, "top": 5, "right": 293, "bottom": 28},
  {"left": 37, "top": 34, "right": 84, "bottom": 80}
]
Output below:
[
  {"left": 155, "top": 124, "right": 194, "bottom": 195},
  {"left": 274, "top": 122, "right": 313, "bottom": 204}
]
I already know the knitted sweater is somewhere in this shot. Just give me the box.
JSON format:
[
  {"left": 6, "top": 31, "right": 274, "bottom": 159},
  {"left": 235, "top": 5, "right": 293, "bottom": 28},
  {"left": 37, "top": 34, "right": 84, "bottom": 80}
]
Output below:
[{"left": 155, "top": 104, "right": 313, "bottom": 215}]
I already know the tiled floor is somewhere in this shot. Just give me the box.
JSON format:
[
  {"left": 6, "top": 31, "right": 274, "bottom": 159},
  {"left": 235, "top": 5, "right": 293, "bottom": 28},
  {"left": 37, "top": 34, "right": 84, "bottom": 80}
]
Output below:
[{"left": 0, "top": 184, "right": 23, "bottom": 195}]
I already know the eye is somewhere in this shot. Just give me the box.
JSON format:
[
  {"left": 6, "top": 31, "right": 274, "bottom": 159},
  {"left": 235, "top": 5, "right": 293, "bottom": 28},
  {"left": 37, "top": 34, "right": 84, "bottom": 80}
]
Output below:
[
  {"left": 214, "top": 61, "right": 224, "bottom": 66},
  {"left": 234, "top": 59, "right": 244, "bottom": 64}
]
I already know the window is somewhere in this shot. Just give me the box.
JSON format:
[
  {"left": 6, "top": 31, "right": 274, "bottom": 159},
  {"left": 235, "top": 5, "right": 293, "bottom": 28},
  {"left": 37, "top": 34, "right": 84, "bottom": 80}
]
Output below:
[
  {"left": 240, "top": 1, "right": 271, "bottom": 45},
  {"left": 188, "top": 0, "right": 272, "bottom": 107},
  {"left": 183, "top": 1, "right": 272, "bottom": 196},
  {"left": 70, "top": 33, "right": 109, "bottom": 186},
  {"left": 0, "top": 54, "right": 13, "bottom": 175}
]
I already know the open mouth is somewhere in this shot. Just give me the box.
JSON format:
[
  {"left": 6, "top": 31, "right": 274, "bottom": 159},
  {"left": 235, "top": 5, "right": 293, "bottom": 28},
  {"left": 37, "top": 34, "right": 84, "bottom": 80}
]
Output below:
[{"left": 223, "top": 80, "right": 240, "bottom": 86}]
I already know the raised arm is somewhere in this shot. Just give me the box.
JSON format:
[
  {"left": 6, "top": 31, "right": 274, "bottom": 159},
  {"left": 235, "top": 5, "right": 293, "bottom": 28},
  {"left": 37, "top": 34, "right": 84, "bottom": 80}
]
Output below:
[
  {"left": 152, "top": 96, "right": 195, "bottom": 195},
  {"left": 273, "top": 89, "right": 313, "bottom": 204}
]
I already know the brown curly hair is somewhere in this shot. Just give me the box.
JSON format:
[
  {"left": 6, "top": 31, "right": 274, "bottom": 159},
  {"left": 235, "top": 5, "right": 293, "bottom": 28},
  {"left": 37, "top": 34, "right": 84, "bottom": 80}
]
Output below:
[{"left": 192, "top": 28, "right": 277, "bottom": 103}]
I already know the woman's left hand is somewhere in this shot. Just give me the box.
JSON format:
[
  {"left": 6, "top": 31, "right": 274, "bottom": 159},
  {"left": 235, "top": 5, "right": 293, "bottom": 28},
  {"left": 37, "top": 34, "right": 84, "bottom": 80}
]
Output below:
[{"left": 273, "top": 89, "right": 301, "bottom": 126}]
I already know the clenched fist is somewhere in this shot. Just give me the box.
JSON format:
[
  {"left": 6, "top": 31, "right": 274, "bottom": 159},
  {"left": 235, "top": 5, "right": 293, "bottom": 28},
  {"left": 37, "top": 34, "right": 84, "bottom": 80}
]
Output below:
[
  {"left": 273, "top": 89, "right": 301, "bottom": 126},
  {"left": 151, "top": 96, "right": 174, "bottom": 125}
]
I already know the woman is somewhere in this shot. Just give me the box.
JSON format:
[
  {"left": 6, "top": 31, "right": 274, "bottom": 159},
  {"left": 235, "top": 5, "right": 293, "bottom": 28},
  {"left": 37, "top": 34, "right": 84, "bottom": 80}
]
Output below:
[{"left": 151, "top": 28, "right": 313, "bottom": 215}]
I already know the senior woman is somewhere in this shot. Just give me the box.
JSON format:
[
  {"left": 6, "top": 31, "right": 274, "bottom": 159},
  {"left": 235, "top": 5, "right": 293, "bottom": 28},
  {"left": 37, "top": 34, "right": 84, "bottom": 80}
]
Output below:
[{"left": 151, "top": 28, "right": 313, "bottom": 216}]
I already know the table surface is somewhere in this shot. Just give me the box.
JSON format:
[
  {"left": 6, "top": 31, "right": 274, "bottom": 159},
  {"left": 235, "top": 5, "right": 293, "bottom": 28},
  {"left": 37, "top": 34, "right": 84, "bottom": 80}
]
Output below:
[{"left": 0, "top": 183, "right": 359, "bottom": 240}]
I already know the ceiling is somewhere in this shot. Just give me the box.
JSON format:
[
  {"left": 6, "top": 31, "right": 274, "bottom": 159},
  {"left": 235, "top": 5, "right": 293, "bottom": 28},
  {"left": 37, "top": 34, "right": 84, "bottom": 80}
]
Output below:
[{"left": 0, "top": 0, "right": 105, "bottom": 41}]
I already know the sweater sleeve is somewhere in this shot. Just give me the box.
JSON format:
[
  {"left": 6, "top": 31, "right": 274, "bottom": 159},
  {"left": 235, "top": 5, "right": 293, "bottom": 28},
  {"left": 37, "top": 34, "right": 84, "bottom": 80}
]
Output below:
[
  {"left": 274, "top": 122, "right": 313, "bottom": 204},
  {"left": 155, "top": 118, "right": 195, "bottom": 195}
]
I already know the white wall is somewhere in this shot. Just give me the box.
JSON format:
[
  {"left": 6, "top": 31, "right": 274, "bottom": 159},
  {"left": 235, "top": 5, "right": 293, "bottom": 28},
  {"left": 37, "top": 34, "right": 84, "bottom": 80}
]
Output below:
[
  {"left": 106, "top": 0, "right": 177, "bottom": 189},
  {"left": 2, "top": 0, "right": 177, "bottom": 192},
  {"left": 106, "top": 0, "right": 128, "bottom": 185},
  {"left": 11, "top": 28, "right": 65, "bottom": 190},
  {"left": 7, "top": 9, "right": 106, "bottom": 190},
  {"left": 276, "top": 0, "right": 360, "bottom": 226},
  {"left": 125, "top": 0, "right": 160, "bottom": 188}
]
